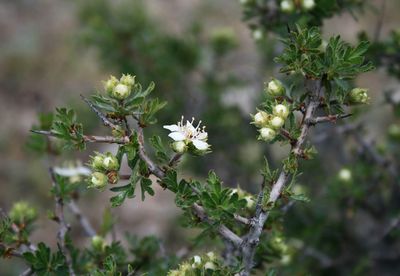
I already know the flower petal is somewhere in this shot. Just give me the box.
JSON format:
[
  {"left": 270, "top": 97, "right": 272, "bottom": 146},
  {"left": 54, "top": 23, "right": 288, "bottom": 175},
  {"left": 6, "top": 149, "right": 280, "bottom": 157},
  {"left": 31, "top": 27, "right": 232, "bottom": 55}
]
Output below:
[
  {"left": 186, "top": 121, "right": 196, "bottom": 133},
  {"left": 192, "top": 139, "right": 209, "bottom": 150},
  {"left": 168, "top": 132, "right": 186, "bottom": 141},
  {"left": 196, "top": 132, "right": 208, "bottom": 140},
  {"left": 163, "top": 124, "right": 180, "bottom": 132}
]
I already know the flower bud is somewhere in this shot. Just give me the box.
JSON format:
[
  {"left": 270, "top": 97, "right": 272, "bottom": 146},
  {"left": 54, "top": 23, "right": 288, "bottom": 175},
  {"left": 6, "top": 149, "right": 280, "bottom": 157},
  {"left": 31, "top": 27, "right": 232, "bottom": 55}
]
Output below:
[
  {"left": 260, "top": 127, "right": 276, "bottom": 142},
  {"left": 388, "top": 124, "right": 400, "bottom": 139},
  {"left": 120, "top": 74, "right": 135, "bottom": 87},
  {"left": 252, "top": 29, "right": 263, "bottom": 41},
  {"left": 91, "top": 154, "right": 104, "bottom": 171},
  {"left": 91, "top": 235, "right": 106, "bottom": 251},
  {"left": 280, "top": 0, "right": 295, "bottom": 13},
  {"left": 244, "top": 196, "right": 255, "bottom": 209},
  {"left": 104, "top": 76, "right": 118, "bottom": 95},
  {"left": 349, "top": 88, "right": 370, "bottom": 104},
  {"left": 107, "top": 171, "right": 119, "bottom": 185},
  {"left": 102, "top": 153, "right": 119, "bottom": 171},
  {"left": 266, "top": 78, "right": 286, "bottom": 97},
  {"left": 192, "top": 255, "right": 202, "bottom": 268},
  {"left": 206, "top": 251, "right": 216, "bottom": 260},
  {"left": 204, "top": 261, "right": 216, "bottom": 270},
  {"left": 273, "top": 104, "right": 290, "bottom": 119},
  {"left": 171, "top": 141, "right": 187, "bottom": 153},
  {"left": 301, "top": 0, "right": 315, "bottom": 10},
  {"left": 338, "top": 168, "right": 352, "bottom": 182},
  {"left": 90, "top": 172, "right": 108, "bottom": 189},
  {"left": 253, "top": 111, "right": 270, "bottom": 127},
  {"left": 112, "top": 83, "right": 131, "bottom": 100},
  {"left": 270, "top": 116, "right": 285, "bottom": 129},
  {"left": 9, "top": 201, "right": 37, "bottom": 224}
]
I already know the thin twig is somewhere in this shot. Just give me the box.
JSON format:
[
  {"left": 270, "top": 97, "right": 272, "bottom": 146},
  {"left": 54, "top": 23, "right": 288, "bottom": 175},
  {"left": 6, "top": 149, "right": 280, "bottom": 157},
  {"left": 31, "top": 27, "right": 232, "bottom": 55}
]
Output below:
[
  {"left": 309, "top": 113, "right": 352, "bottom": 125},
  {"left": 31, "top": 130, "right": 129, "bottom": 144},
  {"left": 80, "top": 95, "right": 118, "bottom": 129},
  {"left": 67, "top": 200, "right": 96, "bottom": 237},
  {"left": 373, "top": 0, "right": 386, "bottom": 42},
  {"left": 49, "top": 168, "right": 76, "bottom": 276}
]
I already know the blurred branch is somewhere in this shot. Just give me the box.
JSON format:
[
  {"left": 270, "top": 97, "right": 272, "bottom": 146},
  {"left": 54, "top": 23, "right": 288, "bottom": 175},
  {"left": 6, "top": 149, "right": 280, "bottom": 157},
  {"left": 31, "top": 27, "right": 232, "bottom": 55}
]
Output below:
[
  {"left": 31, "top": 130, "right": 129, "bottom": 144},
  {"left": 67, "top": 200, "right": 96, "bottom": 237},
  {"left": 49, "top": 168, "right": 76, "bottom": 276},
  {"left": 81, "top": 95, "right": 118, "bottom": 129}
]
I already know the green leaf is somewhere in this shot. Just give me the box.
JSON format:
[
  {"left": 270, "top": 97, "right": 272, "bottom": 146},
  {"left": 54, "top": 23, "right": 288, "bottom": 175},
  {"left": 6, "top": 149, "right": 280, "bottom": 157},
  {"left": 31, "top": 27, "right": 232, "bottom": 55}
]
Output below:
[
  {"left": 140, "top": 177, "right": 154, "bottom": 201},
  {"left": 149, "top": 135, "right": 169, "bottom": 163}
]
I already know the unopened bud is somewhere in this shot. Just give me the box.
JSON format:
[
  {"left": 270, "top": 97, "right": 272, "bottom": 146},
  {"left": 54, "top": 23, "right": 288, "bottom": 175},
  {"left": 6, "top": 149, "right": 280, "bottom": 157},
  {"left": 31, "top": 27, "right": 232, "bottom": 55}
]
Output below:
[
  {"left": 252, "top": 29, "right": 263, "bottom": 41},
  {"left": 338, "top": 168, "right": 352, "bottom": 182},
  {"left": 301, "top": 0, "right": 315, "bottom": 10},
  {"left": 266, "top": 78, "right": 286, "bottom": 96},
  {"left": 244, "top": 196, "right": 255, "bottom": 209},
  {"left": 112, "top": 84, "right": 131, "bottom": 100},
  {"left": 281, "top": 0, "right": 295, "bottom": 13},
  {"left": 172, "top": 141, "right": 187, "bottom": 153},
  {"left": 91, "top": 235, "right": 106, "bottom": 251},
  {"left": 192, "top": 255, "right": 202, "bottom": 268},
  {"left": 349, "top": 88, "right": 370, "bottom": 104},
  {"left": 90, "top": 172, "right": 108, "bottom": 189},
  {"left": 104, "top": 76, "right": 118, "bottom": 95},
  {"left": 120, "top": 74, "right": 135, "bottom": 87},
  {"left": 9, "top": 201, "right": 37, "bottom": 224},
  {"left": 102, "top": 153, "right": 119, "bottom": 171},
  {"left": 260, "top": 127, "right": 276, "bottom": 142},
  {"left": 273, "top": 104, "right": 290, "bottom": 119},
  {"left": 204, "top": 261, "right": 216, "bottom": 270},
  {"left": 253, "top": 111, "right": 270, "bottom": 127},
  {"left": 91, "top": 154, "right": 104, "bottom": 171},
  {"left": 270, "top": 116, "right": 285, "bottom": 129}
]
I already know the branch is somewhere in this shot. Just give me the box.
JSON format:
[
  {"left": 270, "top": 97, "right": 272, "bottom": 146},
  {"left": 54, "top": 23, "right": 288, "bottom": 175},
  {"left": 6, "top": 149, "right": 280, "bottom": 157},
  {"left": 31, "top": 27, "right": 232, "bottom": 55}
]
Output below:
[
  {"left": 80, "top": 95, "right": 118, "bottom": 129},
  {"left": 240, "top": 78, "right": 325, "bottom": 275},
  {"left": 31, "top": 130, "right": 129, "bottom": 144},
  {"left": 135, "top": 124, "right": 244, "bottom": 246},
  {"left": 309, "top": 113, "right": 352, "bottom": 125},
  {"left": 67, "top": 200, "right": 97, "bottom": 237},
  {"left": 49, "top": 168, "right": 76, "bottom": 276}
]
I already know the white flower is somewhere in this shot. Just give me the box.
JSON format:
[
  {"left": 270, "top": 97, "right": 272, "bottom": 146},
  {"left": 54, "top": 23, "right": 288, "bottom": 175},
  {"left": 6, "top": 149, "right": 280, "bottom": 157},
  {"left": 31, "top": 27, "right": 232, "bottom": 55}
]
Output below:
[
  {"left": 192, "top": 255, "right": 202, "bottom": 268},
  {"left": 164, "top": 116, "right": 210, "bottom": 152},
  {"left": 270, "top": 116, "right": 285, "bottom": 129},
  {"left": 338, "top": 168, "right": 352, "bottom": 182},
  {"left": 260, "top": 127, "right": 276, "bottom": 142},
  {"left": 301, "top": 0, "right": 315, "bottom": 10},
  {"left": 273, "top": 104, "right": 290, "bottom": 119},
  {"left": 281, "top": 0, "right": 295, "bottom": 13}
]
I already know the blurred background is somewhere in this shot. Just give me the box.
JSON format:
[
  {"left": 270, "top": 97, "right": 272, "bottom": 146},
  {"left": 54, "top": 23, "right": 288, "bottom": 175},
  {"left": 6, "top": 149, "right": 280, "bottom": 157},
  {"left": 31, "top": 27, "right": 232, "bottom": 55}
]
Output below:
[{"left": 1, "top": 0, "right": 400, "bottom": 275}]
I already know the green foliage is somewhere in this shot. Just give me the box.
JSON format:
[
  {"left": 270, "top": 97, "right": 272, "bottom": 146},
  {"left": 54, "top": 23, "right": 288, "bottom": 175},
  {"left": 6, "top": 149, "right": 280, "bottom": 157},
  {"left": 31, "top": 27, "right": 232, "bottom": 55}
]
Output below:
[
  {"left": 51, "top": 108, "right": 85, "bottom": 150},
  {"left": 23, "top": 243, "right": 68, "bottom": 275}
]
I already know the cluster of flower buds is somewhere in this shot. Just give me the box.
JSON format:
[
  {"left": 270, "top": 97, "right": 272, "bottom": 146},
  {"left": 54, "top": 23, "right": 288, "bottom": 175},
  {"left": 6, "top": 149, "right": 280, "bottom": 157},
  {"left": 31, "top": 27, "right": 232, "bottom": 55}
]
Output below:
[
  {"left": 253, "top": 102, "right": 290, "bottom": 142},
  {"left": 9, "top": 201, "right": 37, "bottom": 225},
  {"left": 164, "top": 116, "right": 210, "bottom": 155},
  {"left": 348, "top": 88, "right": 370, "bottom": 105},
  {"left": 270, "top": 235, "right": 292, "bottom": 265},
  {"left": 280, "top": 0, "right": 315, "bottom": 13},
  {"left": 88, "top": 152, "right": 120, "bottom": 189},
  {"left": 168, "top": 252, "right": 218, "bottom": 275},
  {"left": 103, "top": 74, "right": 135, "bottom": 100},
  {"left": 230, "top": 187, "right": 255, "bottom": 209}
]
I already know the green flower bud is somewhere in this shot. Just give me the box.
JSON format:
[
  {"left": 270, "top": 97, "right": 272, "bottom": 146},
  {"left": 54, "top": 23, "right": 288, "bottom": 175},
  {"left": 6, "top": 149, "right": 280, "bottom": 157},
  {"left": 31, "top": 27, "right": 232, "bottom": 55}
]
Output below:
[
  {"left": 338, "top": 168, "right": 352, "bottom": 182},
  {"left": 349, "top": 88, "right": 370, "bottom": 104},
  {"left": 91, "top": 235, "right": 106, "bottom": 251},
  {"left": 260, "top": 127, "right": 276, "bottom": 142},
  {"left": 172, "top": 141, "right": 187, "bottom": 153},
  {"left": 91, "top": 154, "right": 104, "bottom": 171},
  {"left": 266, "top": 78, "right": 286, "bottom": 96},
  {"left": 301, "top": 0, "right": 315, "bottom": 10},
  {"left": 90, "top": 172, "right": 108, "bottom": 189},
  {"left": 120, "top": 74, "right": 135, "bottom": 87},
  {"left": 9, "top": 201, "right": 37, "bottom": 224},
  {"left": 253, "top": 111, "right": 270, "bottom": 127},
  {"left": 104, "top": 76, "right": 118, "bottom": 96},
  {"left": 112, "top": 83, "right": 131, "bottom": 100},
  {"left": 270, "top": 116, "right": 285, "bottom": 129},
  {"left": 273, "top": 104, "right": 290, "bottom": 119},
  {"left": 280, "top": 0, "right": 295, "bottom": 13},
  {"left": 244, "top": 195, "right": 255, "bottom": 209},
  {"left": 102, "top": 153, "right": 119, "bottom": 171},
  {"left": 204, "top": 261, "right": 216, "bottom": 270}
]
